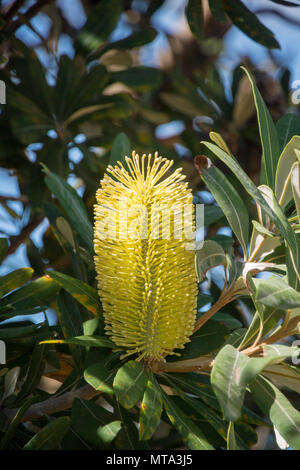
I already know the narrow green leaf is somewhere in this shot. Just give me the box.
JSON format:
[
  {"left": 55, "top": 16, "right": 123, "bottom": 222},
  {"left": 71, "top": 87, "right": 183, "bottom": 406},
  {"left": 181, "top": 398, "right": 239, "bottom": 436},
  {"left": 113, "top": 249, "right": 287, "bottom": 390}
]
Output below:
[
  {"left": 0, "top": 276, "right": 60, "bottom": 315},
  {"left": 227, "top": 421, "right": 239, "bottom": 450},
  {"left": 115, "top": 401, "right": 149, "bottom": 450},
  {"left": 262, "top": 363, "right": 300, "bottom": 394},
  {"left": 250, "top": 375, "right": 300, "bottom": 450},
  {"left": 84, "top": 363, "right": 115, "bottom": 394},
  {"left": 0, "top": 396, "right": 37, "bottom": 449},
  {"left": 204, "top": 205, "right": 224, "bottom": 225},
  {"left": 291, "top": 162, "right": 300, "bottom": 222},
  {"left": 76, "top": 0, "right": 122, "bottom": 55},
  {"left": 71, "top": 398, "right": 121, "bottom": 447},
  {"left": 196, "top": 240, "right": 227, "bottom": 281},
  {"left": 202, "top": 141, "right": 300, "bottom": 287},
  {"left": 109, "top": 132, "right": 131, "bottom": 167},
  {"left": 17, "top": 344, "right": 46, "bottom": 402},
  {"left": 241, "top": 66, "right": 280, "bottom": 188},
  {"left": 236, "top": 345, "right": 298, "bottom": 388},
  {"left": 0, "top": 268, "right": 33, "bottom": 298},
  {"left": 186, "top": 0, "right": 204, "bottom": 42},
  {"left": 0, "top": 238, "right": 8, "bottom": 262},
  {"left": 139, "top": 372, "right": 163, "bottom": 440},
  {"left": 276, "top": 114, "right": 300, "bottom": 152},
  {"left": 211, "top": 344, "right": 248, "bottom": 421},
  {"left": 0, "top": 322, "right": 44, "bottom": 340},
  {"left": 254, "top": 275, "right": 300, "bottom": 309},
  {"left": 275, "top": 135, "right": 300, "bottom": 207},
  {"left": 269, "top": 0, "right": 300, "bottom": 7},
  {"left": 46, "top": 270, "right": 101, "bottom": 317},
  {"left": 173, "top": 319, "right": 229, "bottom": 359},
  {"left": 43, "top": 167, "right": 93, "bottom": 252},
  {"left": 163, "top": 374, "right": 248, "bottom": 449},
  {"left": 93, "top": 28, "right": 157, "bottom": 58},
  {"left": 224, "top": 1, "right": 280, "bottom": 49},
  {"left": 24, "top": 417, "right": 71, "bottom": 450},
  {"left": 56, "top": 292, "right": 84, "bottom": 371},
  {"left": 113, "top": 361, "right": 148, "bottom": 410},
  {"left": 162, "top": 392, "right": 213, "bottom": 450},
  {"left": 198, "top": 162, "right": 249, "bottom": 255},
  {"left": 42, "top": 335, "right": 114, "bottom": 349},
  {"left": 110, "top": 66, "right": 163, "bottom": 92},
  {"left": 208, "top": 0, "right": 226, "bottom": 22},
  {"left": 240, "top": 306, "right": 284, "bottom": 348}
]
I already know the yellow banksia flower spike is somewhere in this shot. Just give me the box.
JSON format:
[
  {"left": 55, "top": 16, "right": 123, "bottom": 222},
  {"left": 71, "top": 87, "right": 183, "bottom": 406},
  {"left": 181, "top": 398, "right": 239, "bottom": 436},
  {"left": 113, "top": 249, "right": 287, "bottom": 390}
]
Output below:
[{"left": 94, "top": 151, "right": 197, "bottom": 363}]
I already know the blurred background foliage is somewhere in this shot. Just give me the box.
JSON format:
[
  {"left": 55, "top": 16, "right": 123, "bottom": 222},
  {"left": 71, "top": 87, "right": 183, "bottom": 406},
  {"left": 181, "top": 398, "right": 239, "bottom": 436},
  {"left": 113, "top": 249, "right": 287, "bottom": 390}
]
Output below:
[
  {"left": 0, "top": 0, "right": 300, "bottom": 450},
  {"left": 0, "top": 0, "right": 300, "bottom": 276}
]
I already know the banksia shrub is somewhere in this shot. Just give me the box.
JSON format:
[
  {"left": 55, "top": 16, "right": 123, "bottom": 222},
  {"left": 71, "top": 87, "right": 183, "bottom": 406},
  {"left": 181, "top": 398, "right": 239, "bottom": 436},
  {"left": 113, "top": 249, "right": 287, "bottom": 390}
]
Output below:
[{"left": 94, "top": 152, "right": 197, "bottom": 363}]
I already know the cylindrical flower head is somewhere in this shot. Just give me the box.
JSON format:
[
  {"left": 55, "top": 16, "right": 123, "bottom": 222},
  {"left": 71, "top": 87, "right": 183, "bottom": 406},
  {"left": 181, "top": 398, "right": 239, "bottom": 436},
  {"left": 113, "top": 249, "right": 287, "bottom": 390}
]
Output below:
[{"left": 94, "top": 151, "right": 197, "bottom": 362}]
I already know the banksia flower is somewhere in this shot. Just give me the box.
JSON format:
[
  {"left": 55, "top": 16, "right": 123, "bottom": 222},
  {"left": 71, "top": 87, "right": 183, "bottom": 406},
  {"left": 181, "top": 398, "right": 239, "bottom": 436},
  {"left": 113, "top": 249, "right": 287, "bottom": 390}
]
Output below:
[{"left": 94, "top": 151, "right": 197, "bottom": 362}]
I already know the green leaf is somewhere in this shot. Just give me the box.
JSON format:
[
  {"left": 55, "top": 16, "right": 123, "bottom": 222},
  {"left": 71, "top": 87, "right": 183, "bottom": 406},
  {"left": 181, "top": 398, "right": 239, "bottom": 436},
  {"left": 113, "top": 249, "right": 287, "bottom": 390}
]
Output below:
[
  {"left": 165, "top": 372, "right": 267, "bottom": 427},
  {"left": 241, "top": 67, "right": 280, "bottom": 188},
  {"left": 196, "top": 240, "right": 227, "bottom": 282},
  {"left": 17, "top": 344, "right": 46, "bottom": 402},
  {"left": 94, "top": 28, "right": 157, "bottom": 58},
  {"left": 0, "top": 396, "right": 37, "bottom": 449},
  {"left": 160, "top": 92, "right": 204, "bottom": 117},
  {"left": 202, "top": 141, "right": 300, "bottom": 287},
  {"left": 276, "top": 114, "right": 300, "bottom": 153},
  {"left": 139, "top": 372, "right": 163, "bottom": 440},
  {"left": 227, "top": 421, "right": 238, "bottom": 450},
  {"left": 76, "top": 0, "right": 122, "bottom": 55},
  {"left": 162, "top": 392, "right": 213, "bottom": 450},
  {"left": 275, "top": 135, "right": 300, "bottom": 207},
  {"left": 240, "top": 306, "right": 284, "bottom": 348},
  {"left": 43, "top": 167, "right": 93, "bottom": 252},
  {"left": 224, "top": 0, "right": 280, "bottom": 49},
  {"left": 186, "top": 0, "right": 204, "bottom": 42},
  {"left": 291, "top": 162, "right": 300, "bottom": 222},
  {"left": 208, "top": 0, "right": 226, "bottom": 22},
  {"left": 236, "top": 345, "right": 298, "bottom": 388},
  {"left": 113, "top": 361, "right": 148, "bottom": 409},
  {"left": 262, "top": 363, "right": 300, "bottom": 393},
  {"left": 71, "top": 398, "right": 121, "bottom": 447},
  {"left": 211, "top": 344, "right": 248, "bottom": 421},
  {"left": 173, "top": 319, "right": 229, "bottom": 359},
  {"left": 24, "top": 417, "right": 71, "bottom": 450},
  {"left": 84, "top": 363, "right": 115, "bottom": 394},
  {"left": 271, "top": 191, "right": 300, "bottom": 290},
  {"left": 0, "top": 238, "right": 8, "bottom": 262},
  {"left": 56, "top": 292, "right": 84, "bottom": 371},
  {"left": 110, "top": 66, "right": 163, "bottom": 92},
  {"left": 187, "top": 396, "right": 247, "bottom": 449},
  {"left": 43, "top": 335, "right": 114, "bottom": 349},
  {"left": 46, "top": 270, "right": 101, "bottom": 317},
  {"left": 225, "top": 328, "right": 247, "bottom": 348},
  {"left": 254, "top": 275, "right": 300, "bottom": 309},
  {"left": 197, "top": 161, "right": 249, "bottom": 255},
  {"left": 204, "top": 205, "right": 224, "bottom": 225},
  {"left": 11, "top": 113, "right": 53, "bottom": 145},
  {"left": 109, "top": 132, "right": 131, "bottom": 167},
  {"left": 250, "top": 375, "right": 300, "bottom": 450},
  {"left": 0, "top": 268, "right": 33, "bottom": 298},
  {"left": 0, "top": 275, "right": 60, "bottom": 315},
  {"left": 0, "top": 322, "right": 44, "bottom": 340},
  {"left": 163, "top": 374, "right": 249, "bottom": 448},
  {"left": 114, "top": 401, "right": 149, "bottom": 450},
  {"left": 269, "top": 0, "right": 300, "bottom": 6}
]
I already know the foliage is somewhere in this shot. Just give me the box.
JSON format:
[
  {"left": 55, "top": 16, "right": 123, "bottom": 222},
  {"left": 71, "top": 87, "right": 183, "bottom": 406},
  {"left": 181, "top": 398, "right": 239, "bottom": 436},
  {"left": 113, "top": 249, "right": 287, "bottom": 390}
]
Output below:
[{"left": 0, "top": 0, "right": 299, "bottom": 451}]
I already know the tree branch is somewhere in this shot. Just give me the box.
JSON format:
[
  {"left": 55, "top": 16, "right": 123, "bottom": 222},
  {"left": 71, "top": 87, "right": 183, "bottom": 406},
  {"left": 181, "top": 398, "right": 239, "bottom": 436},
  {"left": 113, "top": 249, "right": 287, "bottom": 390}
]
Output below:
[
  {"left": 3, "top": 384, "right": 100, "bottom": 422},
  {"left": 3, "top": 215, "right": 43, "bottom": 260}
]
